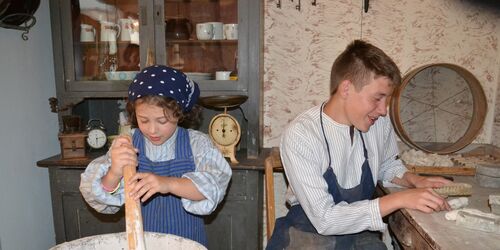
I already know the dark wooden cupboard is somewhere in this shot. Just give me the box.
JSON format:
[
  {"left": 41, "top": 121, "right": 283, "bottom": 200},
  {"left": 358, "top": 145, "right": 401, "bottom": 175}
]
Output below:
[{"left": 41, "top": 0, "right": 264, "bottom": 248}]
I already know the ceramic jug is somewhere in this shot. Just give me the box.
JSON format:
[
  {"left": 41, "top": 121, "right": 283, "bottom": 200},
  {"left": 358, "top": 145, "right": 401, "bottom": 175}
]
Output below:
[{"left": 165, "top": 18, "right": 192, "bottom": 40}]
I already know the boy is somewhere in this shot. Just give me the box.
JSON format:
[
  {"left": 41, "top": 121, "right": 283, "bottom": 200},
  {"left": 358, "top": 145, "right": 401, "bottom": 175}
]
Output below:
[{"left": 267, "top": 40, "right": 451, "bottom": 249}]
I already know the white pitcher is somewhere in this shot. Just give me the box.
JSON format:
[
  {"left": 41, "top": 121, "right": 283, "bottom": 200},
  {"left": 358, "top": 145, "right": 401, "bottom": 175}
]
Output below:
[
  {"left": 80, "top": 23, "right": 96, "bottom": 42},
  {"left": 118, "top": 18, "right": 134, "bottom": 42},
  {"left": 100, "top": 21, "right": 121, "bottom": 54}
]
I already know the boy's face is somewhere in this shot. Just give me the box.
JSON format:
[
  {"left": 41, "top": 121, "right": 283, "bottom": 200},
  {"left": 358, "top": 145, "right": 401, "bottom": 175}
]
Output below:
[
  {"left": 345, "top": 76, "right": 394, "bottom": 132},
  {"left": 135, "top": 102, "right": 178, "bottom": 145}
]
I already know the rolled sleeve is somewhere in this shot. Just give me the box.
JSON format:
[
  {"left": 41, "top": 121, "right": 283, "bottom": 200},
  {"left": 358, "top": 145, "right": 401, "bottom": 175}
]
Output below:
[
  {"left": 181, "top": 130, "right": 232, "bottom": 215},
  {"left": 80, "top": 154, "right": 125, "bottom": 214}
]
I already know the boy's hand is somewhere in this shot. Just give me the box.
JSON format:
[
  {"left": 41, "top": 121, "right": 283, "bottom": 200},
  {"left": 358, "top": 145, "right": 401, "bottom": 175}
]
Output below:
[
  {"left": 410, "top": 174, "right": 453, "bottom": 188},
  {"left": 400, "top": 188, "right": 452, "bottom": 213}
]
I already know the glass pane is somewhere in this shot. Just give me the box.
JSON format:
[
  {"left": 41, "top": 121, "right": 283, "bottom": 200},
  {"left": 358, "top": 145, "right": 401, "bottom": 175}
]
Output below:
[
  {"left": 71, "top": 0, "right": 140, "bottom": 81},
  {"left": 164, "top": 0, "right": 238, "bottom": 80}
]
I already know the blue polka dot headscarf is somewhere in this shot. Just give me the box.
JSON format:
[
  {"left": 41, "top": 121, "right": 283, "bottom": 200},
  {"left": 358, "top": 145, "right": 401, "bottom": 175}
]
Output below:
[{"left": 128, "top": 65, "right": 200, "bottom": 112}]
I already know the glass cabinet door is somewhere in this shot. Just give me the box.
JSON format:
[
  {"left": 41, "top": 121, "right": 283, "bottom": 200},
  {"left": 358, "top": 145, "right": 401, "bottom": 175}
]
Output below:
[
  {"left": 161, "top": 0, "right": 239, "bottom": 84},
  {"left": 62, "top": 0, "right": 142, "bottom": 92}
]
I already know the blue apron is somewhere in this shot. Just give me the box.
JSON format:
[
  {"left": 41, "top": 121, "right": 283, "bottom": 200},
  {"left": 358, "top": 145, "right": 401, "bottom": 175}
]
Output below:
[
  {"left": 133, "top": 128, "right": 207, "bottom": 246},
  {"left": 266, "top": 105, "right": 386, "bottom": 250}
]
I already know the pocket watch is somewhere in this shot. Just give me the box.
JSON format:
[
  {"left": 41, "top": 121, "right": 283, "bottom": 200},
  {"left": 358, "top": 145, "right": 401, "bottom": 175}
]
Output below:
[
  {"left": 86, "top": 119, "right": 108, "bottom": 149},
  {"left": 209, "top": 112, "right": 241, "bottom": 164}
]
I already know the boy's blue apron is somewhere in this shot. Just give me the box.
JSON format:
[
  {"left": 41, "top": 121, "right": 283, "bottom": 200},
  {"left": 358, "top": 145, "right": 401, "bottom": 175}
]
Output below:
[
  {"left": 266, "top": 105, "right": 386, "bottom": 250},
  {"left": 133, "top": 128, "right": 207, "bottom": 246}
]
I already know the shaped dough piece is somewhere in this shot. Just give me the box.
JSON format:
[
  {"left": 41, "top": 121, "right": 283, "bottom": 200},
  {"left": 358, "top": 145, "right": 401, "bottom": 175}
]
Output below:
[
  {"left": 456, "top": 209, "right": 500, "bottom": 233},
  {"left": 490, "top": 195, "right": 500, "bottom": 215},
  {"left": 445, "top": 208, "right": 482, "bottom": 221},
  {"left": 433, "top": 183, "right": 472, "bottom": 196},
  {"left": 447, "top": 197, "right": 469, "bottom": 210}
]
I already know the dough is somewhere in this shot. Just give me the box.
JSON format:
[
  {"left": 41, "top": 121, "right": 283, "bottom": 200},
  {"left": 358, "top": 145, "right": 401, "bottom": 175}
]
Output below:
[{"left": 447, "top": 197, "right": 469, "bottom": 210}]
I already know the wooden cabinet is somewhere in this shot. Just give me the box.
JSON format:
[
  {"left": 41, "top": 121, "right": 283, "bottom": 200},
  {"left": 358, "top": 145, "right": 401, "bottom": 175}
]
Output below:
[
  {"left": 48, "top": 167, "right": 125, "bottom": 243},
  {"left": 38, "top": 152, "right": 264, "bottom": 249},
  {"left": 48, "top": 0, "right": 262, "bottom": 158},
  {"left": 44, "top": 0, "right": 264, "bottom": 247}
]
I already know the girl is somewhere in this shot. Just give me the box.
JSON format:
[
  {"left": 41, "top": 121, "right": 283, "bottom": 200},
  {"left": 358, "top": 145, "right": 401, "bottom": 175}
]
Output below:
[{"left": 80, "top": 65, "right": 232, "bottom": 247}]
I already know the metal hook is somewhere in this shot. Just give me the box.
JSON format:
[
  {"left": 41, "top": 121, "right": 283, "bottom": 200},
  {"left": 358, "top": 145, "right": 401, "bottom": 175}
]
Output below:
[
  {"left": 277, "top": 0, "right": 281, "bottom": 8},
  {"left": 21, "top": 30, "right": 29, "bottom": 40},
  {"left": 296, "top": 0, "right": 301, "bottom": 11},
  {"left": 312, "top": 0, "right": 317, "bottom": 6}
]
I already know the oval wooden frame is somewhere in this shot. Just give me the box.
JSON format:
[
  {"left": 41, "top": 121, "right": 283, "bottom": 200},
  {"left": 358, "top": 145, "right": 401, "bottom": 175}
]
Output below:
[{"left": 389, "top": 63, "right": 487, "bottom": 154}]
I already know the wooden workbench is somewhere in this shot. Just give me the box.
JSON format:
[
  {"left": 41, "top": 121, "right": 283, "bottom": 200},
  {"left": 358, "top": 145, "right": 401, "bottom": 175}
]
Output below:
[{"left": 379, "top": 176, "right": 500, "bottom": 249}]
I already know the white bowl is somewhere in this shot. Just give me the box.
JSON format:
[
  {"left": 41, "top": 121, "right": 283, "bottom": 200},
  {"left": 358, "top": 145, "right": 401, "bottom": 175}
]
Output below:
[{"left": 104, "top": 71, "right": 139, "bottom": 81}]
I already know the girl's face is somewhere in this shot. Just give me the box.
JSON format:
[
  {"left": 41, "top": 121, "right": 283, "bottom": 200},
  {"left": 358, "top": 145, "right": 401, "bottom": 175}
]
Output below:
[{"left": 135, "top": 102, "right": 178, "bottom": 145}]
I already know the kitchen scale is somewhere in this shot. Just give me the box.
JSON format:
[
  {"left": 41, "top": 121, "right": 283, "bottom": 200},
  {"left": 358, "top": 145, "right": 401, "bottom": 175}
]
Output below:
[{"left": 199, "top": 95, "right": 248, "bottom": 164}]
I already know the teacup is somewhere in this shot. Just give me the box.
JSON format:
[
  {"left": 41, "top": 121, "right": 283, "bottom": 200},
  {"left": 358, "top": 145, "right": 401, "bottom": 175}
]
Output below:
[
  {"left": 196, "top": 23, "right": 213, "bottom": 40},
  {"left": 223, "top": 24, "right": 238, "bottom": 40},
  {"left": 206, "top": 22, "right": 223, "bottom": 40},
  {"left": 215, "top": 71, "right": 231, "bottom": 80}
]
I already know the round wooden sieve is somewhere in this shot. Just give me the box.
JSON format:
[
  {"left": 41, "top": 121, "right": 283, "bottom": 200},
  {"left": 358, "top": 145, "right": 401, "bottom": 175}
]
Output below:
[{"left": 389, "top": 63, "right": 487, "bottom": 154}]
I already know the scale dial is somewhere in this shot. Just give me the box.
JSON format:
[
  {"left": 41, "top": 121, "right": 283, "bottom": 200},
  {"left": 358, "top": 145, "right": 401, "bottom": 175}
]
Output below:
[{"left": 209, "top": 114, "right": 240, "bottom": 146}]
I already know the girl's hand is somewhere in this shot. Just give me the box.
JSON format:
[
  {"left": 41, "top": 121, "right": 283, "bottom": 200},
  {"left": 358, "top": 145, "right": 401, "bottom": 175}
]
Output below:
[
  {"left": 128, "top": 172, "right": 172, "bottom": 202},
  {"left": 109, "top": 136, "right": 138, "bottom": 179}
]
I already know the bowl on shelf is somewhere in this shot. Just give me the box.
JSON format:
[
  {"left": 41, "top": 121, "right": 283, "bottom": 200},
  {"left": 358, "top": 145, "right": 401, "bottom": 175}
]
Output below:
[{"left": 104, "top": 71, "right": 139, "bottom": 81}]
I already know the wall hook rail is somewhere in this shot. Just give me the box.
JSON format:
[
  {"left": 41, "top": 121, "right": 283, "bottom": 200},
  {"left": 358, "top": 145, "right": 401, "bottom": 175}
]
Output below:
[{"left": 276, "top": 0, "right": 317, "bottom": 11}]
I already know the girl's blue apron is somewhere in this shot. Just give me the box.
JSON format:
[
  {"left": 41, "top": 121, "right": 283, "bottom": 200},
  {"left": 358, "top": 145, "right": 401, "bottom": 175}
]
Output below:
[
  {"left": 266, "top": 105, "right": 387, "bottom": 250},
  {"left": 133, "top": 128, "right": 207, "bottom": 246}
]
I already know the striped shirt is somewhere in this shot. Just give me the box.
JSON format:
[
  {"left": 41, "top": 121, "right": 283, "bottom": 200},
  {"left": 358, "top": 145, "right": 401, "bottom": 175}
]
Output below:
[
  {"left": 80, "top": 127, "right": 232, "bottom": 216},
  {"left": 280, "top": 104, "right": 407, "bottom": 235}
]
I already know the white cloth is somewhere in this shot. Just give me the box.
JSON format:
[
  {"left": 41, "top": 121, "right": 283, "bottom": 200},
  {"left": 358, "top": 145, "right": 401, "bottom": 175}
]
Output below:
[
  {"left": 80, "top": 128, "right": 232, "bottom": 216},
  {"left": 280, "top": 104, "right": 407, "bottom": 235}
]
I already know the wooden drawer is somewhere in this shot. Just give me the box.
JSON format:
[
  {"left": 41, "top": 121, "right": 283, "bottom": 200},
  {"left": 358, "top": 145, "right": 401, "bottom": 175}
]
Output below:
[{"left": 389, "top": 210, "right": 435, "bottom": 250}]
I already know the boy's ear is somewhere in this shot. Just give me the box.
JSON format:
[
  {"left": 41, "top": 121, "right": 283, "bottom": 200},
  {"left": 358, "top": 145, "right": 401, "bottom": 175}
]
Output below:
[{"left": 338, "top": 80, "right": 352, "bottom": 98}]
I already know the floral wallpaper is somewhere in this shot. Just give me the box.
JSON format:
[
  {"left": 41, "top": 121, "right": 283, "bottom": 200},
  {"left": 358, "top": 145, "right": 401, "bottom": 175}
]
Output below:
[{"left": 263, "top": 0, "right": 500, "bottom": 148}]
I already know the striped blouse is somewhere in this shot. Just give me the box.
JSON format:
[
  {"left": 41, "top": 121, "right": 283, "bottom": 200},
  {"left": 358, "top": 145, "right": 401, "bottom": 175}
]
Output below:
[
  {"left": 280, "top": 104, "right": 407, "bottom": 235},
  {"left": 80, "top": 128, "right": 232, "bottom": 216}
]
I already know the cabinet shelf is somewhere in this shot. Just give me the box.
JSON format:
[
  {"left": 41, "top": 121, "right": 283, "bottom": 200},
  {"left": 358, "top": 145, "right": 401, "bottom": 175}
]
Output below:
[
  {"left": 79, "top": 41, "right": 136, "bottom": 47},
  {"left": 166, "top": 39, "right": 237, "bottom": 45}
]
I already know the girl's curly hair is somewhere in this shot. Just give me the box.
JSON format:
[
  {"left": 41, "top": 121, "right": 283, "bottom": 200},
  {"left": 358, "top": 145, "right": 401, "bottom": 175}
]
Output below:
[{"left": 126, "top": 95, "right": 203, "bottom": 129}]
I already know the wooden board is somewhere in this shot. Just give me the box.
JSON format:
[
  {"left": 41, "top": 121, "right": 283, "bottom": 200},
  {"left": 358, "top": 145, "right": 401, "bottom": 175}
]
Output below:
[{"left": 406, "top": 165, "right": 476, "bottom": 176}]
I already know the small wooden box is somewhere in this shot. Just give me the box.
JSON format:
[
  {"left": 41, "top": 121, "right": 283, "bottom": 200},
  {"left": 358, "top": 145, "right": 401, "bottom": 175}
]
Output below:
[{"left": 58, "top": 132, "right": 87, "bottom": 159}]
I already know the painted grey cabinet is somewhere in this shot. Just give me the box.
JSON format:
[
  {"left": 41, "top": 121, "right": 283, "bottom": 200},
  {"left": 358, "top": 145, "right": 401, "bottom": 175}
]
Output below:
[
  {"left": 45, "top": 0, "right": 264, "bottom": 247},
  {"left": 40, "top": 162, "right": 263, "bottom": 249},
  {"left": 48, "top": 0, "right": 262, "bottom": 158}
]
